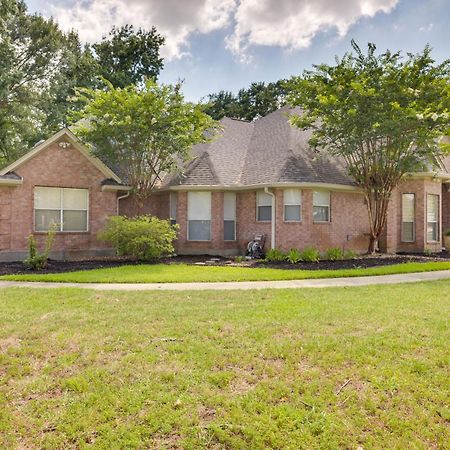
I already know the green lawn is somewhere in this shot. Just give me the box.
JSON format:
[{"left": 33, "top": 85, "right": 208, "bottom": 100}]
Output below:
[
  {"left": 2, "top": 261, "right": 450, "bottom": 283},
  {"left": 1, "top": 282, "right": 449, "bottom": 449}
]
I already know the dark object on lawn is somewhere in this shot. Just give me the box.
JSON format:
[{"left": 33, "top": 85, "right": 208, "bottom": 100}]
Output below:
[{"left": 246, "top": 234, "right": 266, "bottom": 259}]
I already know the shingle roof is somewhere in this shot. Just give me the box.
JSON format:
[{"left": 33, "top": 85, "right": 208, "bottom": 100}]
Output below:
[{"left": 165, "top": 106, "right": 354, "bottom": 188}]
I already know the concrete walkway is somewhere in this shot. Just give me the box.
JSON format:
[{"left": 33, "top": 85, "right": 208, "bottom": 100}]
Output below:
[{"left": 0, "top": 270, "right": 449, "bottom": 291}]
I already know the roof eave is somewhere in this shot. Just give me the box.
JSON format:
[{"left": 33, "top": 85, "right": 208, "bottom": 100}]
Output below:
[
  {"left": 0, "top": 178, "right": 23, "bottom": 186},
  {"left": 101, "top": 184, "right": 133, "bottom": 192}
]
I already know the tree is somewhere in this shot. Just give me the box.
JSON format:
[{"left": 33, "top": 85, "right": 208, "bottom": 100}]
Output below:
[
  {"left": 0, "top": 0, "right": 69, "bottom": 165},
  {"left": 288, "top": 41, "right": 450, "bottom": 254},
  {"left": 202, "top": 80, "right": 287, "bottom": 121},
  {"left": 72, "top": 80, "right": 217, "bottom": 209},
  {"left": 92, "top": 25, "right": 165, "bottom": 88}
]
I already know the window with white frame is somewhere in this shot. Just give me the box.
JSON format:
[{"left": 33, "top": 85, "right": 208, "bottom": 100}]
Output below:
[
  {"left": 224, "top": 192, "right": 236, "bottom": 241},
  {"left": 188, "top": 191, "right": 211, "bottom": 241},
  {"left": 284, "top": 188, "right": 301, "bottom": 221},
  {"left": 170, "top": 192, "right": 177, "bottom": 225},
  {"left": 313, "top": 190, "right": 330, "bottom": 222},
  {"left": 34, "top": 187, "right": 88, "bottom": 232},
  {"left": 426, "top": 194, "right": 439, "bottom": 242},
  {"left": 401, "top": 193, "right": 415, "bottom": 242},
  {"left": 257, "top": 191, "right": 272, "bottom": 221}
]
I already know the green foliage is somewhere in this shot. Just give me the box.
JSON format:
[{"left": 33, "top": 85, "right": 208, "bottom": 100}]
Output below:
[
  {"left": 234, "top": 256, "right": 245, "bottom": 263},
  {"left": 92, "top": 25, "right": 164, "bottom": 88},
  {"left": 288, "top": 41, "right": 450, "bottom": 253},
  {"left": 265, "top": 248, "right": 286, "bottom": 262},
  {"left": 23, "top": 226, "right": 56, "bottom": 270},
  {"left": 324, "top": 247, "right": 344, "bottom": 261},
  {"left": 202, "top": 80, "right": 288, "bottom": 121},
  {"left": 424, "top": 248, "right": 433, "bottom": 257},
  {"left": 286, "top": 248, "right": 301, "bottom": 264},
  {"left": 343, "top": 250, "right": 357, "bottom": 259},
  {"left": 300, "top": 247, "right": 320, "bottom": 262},
  {"left": 98, "top": 215, "right": 178, "bottom": 261},
  {"left": 445, "top": 229, "right": 450, "bottom": 237},
  {"left": 72, "top": 80, "right": 217, "bottom": 203}
]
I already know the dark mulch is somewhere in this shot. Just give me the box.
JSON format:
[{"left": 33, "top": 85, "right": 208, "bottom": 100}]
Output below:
[{"left": 0, "top": 252, "right": 448, "bottom": 276}]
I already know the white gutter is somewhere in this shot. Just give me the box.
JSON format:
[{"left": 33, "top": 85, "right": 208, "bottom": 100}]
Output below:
[
  {"left": 0, "top": 178, "right": 23, "bottom": 186},
  {"left": 116, "top": 191, "right": 130, "bottom": 215},
  {"left": 264, "top": 187, "right": 276, "bottom": 250}
]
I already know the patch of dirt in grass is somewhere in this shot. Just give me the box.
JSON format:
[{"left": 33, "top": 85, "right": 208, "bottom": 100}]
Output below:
[
  {"left": 0, "top": 336, "right": 21, "bottom": 352},
  {"left": 151, "top": 432, "right": 183, "bottom": 450},
  {"left": 198, "top": 405, "right": 217, "bottom": 422}
]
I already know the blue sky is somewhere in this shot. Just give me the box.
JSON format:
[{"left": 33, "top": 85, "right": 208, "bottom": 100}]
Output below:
[{"left": 25, "top": 0, "right": 450, "bottom": 101}]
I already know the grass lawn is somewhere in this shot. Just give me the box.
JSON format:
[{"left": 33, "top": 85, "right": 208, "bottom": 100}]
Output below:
[
  {"left": 1, "top": 282, "right": 449, "bottom": 448},
  {"left": 2, "top": 261, "right": 450, "bottom": 283}
]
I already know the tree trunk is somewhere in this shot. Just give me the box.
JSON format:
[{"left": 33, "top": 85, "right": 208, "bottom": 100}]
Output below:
[{"left": 367, "top": 235, "right": 378, "bottom": 254}]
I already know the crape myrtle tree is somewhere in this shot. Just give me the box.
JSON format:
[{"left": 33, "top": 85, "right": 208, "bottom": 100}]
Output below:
[
  {"left": 288, "top": 41, "right": 450, "bottom": 254},
  {"left": 72, "top": 80, "right": 217, "bottom": 211}
]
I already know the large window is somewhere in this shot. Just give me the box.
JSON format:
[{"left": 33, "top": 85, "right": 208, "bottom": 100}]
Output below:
[
  {"left": 170, "top": 192, "right": 177, "bottom": 225},
  {"left": 34, "top": 187, "right": 88, "bottom": 232},
  {"left": 401, "top": 193, "right": 415, "bottom": 242},
  {"left": 188, "top": 191, "right": 211, "bottom": 241},
  {"left": 224, "top": 192, "right": 236, "bottom": 241},
  {"left": 313, "top": 191, "right": 330, "bottom": 222},
  {"left": 426, "top": 194, "right": 439, "bottom": 242},
  {"left": 284, "top": 188, "right": 301, "bottom": 221},
  {"left": 257, "top": 191, "right": 272, "bottom": 221}
]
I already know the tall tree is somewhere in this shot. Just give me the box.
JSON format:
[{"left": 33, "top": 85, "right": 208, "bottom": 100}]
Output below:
[
  {"left": 92, "top": 25, "right": 165, "bottom": 88},
  {"left": 288, "top": 41, "right": 450, "bottom": 253},
  {"left": 71, "top": 80, "right": 217, "bottom": 209},
  {"left": 202, "top": 80, "right": 287, "bottom": 121},
  {"left": 0, "top": 0, "right": 68, "bottom": 165}
]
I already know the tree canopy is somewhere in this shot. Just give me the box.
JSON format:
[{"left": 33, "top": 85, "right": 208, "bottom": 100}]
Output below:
[
  {"left": 202, "top": 80, "right": 287, "bottom": 121},
  {"left": 288, "top": 41, "right": 450, "bottom": 253},
  {"left": 71, "top": 80, "right": 217, "bottom": 207}
]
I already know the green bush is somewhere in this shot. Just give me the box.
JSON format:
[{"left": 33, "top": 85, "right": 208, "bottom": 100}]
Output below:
[
  {"left": 343, "top": 249, "right": 357, "bottom": 259},
  {"left": 445, "top": 229, "right": 450, "bottom": 237},
  {"left": 98, "top": 215, "right": 178, "bottom": 261},
  {"left": 286, "top": 248, "right": 301, "bottom": 264},
  {"left": 265, "top": 248, "right": 286, "bottom": 262},
  {"left": 24, "top": 226, "right": 56, "bottom": 270},
  {"left": 300, "top": 246, "right": 320, "bottom": 262},
  {"left": 325, "top": 247, "right": 344, "bottom": 261},
  {"left": 234, "top": 255, "right": 245, "bottom": 263}
]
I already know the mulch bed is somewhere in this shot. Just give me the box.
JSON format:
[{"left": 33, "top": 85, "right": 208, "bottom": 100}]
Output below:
[{"left": 0, "top": 252, "right": 449, "bottom": 276}]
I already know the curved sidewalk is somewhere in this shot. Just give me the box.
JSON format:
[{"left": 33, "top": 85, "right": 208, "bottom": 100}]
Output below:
[{"left": 0, "top": 269, "right": 449, "bottom": 291}]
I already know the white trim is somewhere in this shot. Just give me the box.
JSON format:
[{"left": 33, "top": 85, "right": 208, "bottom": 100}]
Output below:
[
  {"left": 165, "top": 182, "right": 361, "bottom": 193},
  {"left": 406, "top": 172, "right": 450, "bottom": 181},
  {"left": 0, "top": 129, "right": 123, "bottom": 184},
  {"left": 101, "top": 184, "right": 132, "bottom": 192},
  {"left": 0, "top": 178, "right": 23, "bottom": 186}
]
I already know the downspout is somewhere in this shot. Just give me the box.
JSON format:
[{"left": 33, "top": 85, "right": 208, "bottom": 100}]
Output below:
[
  {"left": 117, "top": 192, "right": 130, "bottom": 215},
  {"left": 264, "top": 187, "right": 276, "bottom": 249}
]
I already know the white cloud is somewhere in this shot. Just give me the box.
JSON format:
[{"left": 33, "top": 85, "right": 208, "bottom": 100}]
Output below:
[
  {"left": 419, "top": 23, "right": 434, "bottom": 32},
  {"left": 226, "top": 0, "right": 399, "bottom": 62},
  {"left": 47, "top": 0, "right": 236, "bottom": 60},
  {"left": 45, "top": 0, "right": 398, "bottom": 62}
]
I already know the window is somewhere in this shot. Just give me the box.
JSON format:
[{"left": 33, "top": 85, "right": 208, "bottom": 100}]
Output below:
[
  {"left": 224, "top": 192, "right": 236, "bottom": 241},
  {"left": 284, "top": 188, "right": 301, "bottom": 221},
  {"left": 257, "top": 191, "right": 272, "bottom": 221},
  {"left": 426, "top": 194, "right": 439, "bottom": 242},
  {"left": 313, "top": 191, "right": 330, "bottom": 222},
  {"left": 170, "top": 192, "right": 177, "bottom": 225},
  {"left": 34, "top": 187, "right": 89, "bottom": 232},
  {"left": 401, "top": 193, "right": 415, "bottom": 242},
  {"left": 188, "top": 191, "right": 211, "bottom": 241}
]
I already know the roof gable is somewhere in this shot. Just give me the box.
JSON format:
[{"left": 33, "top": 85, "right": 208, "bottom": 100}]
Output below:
[
  {"left": 0, "top": 128, "right": 122, "bottom": 183},
  {"left": 180, "top": 152, "right": 219, "bottom": 186}
]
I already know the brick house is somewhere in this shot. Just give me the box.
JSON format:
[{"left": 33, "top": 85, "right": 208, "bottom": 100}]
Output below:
[{"left": 0, "top": 108, "right": 449, "bottom": 260}]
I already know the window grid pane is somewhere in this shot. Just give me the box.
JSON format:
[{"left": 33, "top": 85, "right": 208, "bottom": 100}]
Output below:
[
  {"left": 188, "top": 192, "right": 211, "bottom": 220},
  {"left": 426, "top": 194, "right": 439, "bottom": 242},
  {"left": 63, "top": 210, "right": 88, "bottom": 232},
  {"left": 257, "top": 205, "right": 272, "bottom": 221},
  {"left": 313, "top": 206, "right": 329, "bottom": 222},
  {"left": 188, "top": 220, "right": 211, "bottom": 241},
  {"left": 224, "top": 220, "right": 236, "bottom": 241},
  {"left": 284, "top": 205, "right": 301, "bottom": 221}
]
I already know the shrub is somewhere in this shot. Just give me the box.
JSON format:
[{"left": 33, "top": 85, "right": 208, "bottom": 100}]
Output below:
[
  {"left": 286, "top": 248, "right": 301, "bottom": 264},
  {"left": 98, "top": 215, "right": 178, "bottom": 261},
  {"left": 300, "top": 246, "right": 320, "bottom": 262},
  {"left": 424, "top": 248, "right": 433, "bottom": 257},
  {"left": 325, "top": 247, "right": 344, "bottom": 261},
  {"left": 24, "top": 226, "right": 56, "bottom": 270},
  {"left": 343, "top": 249, "right": 357, "bottom": 259},
  {"left": 445, "top": 229, "right": 450, "bottom": 237},
  {"left": 234, "top": 255, "right": 245, "bottom": 263},
  {"left": 265, "top": 248, "right": 286, "bottom": 262}
]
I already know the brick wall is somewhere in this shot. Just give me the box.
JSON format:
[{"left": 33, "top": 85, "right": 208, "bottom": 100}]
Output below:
[{"left": 0, "top": 136, "right": 118, "bottom": 260}]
